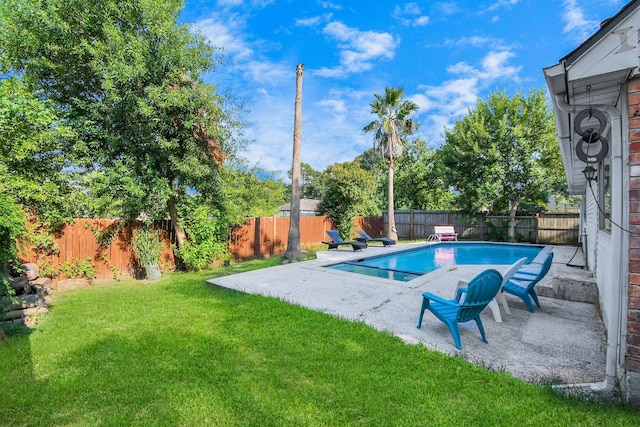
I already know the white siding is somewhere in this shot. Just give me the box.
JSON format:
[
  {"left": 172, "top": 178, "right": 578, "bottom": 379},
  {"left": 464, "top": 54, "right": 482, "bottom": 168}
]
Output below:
[
  {"left": 584, "top": 180, "right": 618, "bottom": 331},
  {"left": 595, "top": 230, "right": 614, "bottom": 328},
  {"left": 584, "top": 185, "right": 599, "bottom": 271}
]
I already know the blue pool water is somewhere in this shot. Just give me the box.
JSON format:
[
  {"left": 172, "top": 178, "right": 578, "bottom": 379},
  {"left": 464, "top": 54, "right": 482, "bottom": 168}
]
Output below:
[{"left": 327, "top": 242, "right": 543, "bottom": 282}]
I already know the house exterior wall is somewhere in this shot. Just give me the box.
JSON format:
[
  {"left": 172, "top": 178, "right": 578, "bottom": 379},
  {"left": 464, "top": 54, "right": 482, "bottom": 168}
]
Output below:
[
  {"left": 544, "top": 0, "right": 640, "bottom": 405},
  {"left": 626, "top": 78, "right": 640, "bottom": 402},
  {"left": 596, "top": 231, "right": 614, "bottom": 324},
  {"left": 582, "top": 79, "right": 638, "bottom": 403},
  {"left": 583, "top": 187, "right": 598, "bottom": 271}
]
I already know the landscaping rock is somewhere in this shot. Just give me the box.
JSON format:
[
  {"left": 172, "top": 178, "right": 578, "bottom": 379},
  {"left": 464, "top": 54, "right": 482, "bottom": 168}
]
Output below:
[
  {"left": 30, "top": 277, "right": 51, "bottom": 294},
  {"left": 21, "top": 263, "right": 39, "bottom": 281},
  {"left": 9, "top": 276, "right": 30, "bottom": 295}
]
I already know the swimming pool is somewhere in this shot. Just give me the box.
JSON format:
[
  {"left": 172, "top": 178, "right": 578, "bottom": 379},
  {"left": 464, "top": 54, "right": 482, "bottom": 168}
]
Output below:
[{"left": 327, "top": 242, "right": 543, "bottom": 282}]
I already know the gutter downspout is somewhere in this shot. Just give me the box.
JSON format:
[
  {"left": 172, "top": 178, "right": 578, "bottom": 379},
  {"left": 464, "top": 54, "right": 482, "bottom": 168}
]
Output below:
[{"left": 554, "top": 95, "right": 623, "bottom": 396}]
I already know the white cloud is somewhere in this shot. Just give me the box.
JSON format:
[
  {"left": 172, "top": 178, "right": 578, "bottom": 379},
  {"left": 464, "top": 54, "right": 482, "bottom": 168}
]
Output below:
[
  {"left": 295, "top": 13, "right": 332, "bottom": 27},
  {"left": 445, "top": 36, "right": 505, "bottom": 49},
  {"left": 217, "top": 0, "right": 244, "bottom": 6},
  {"left": 317, "top": 0, "right": 342, "bottom": 10},
  {"left": 393, "top": 3, "right": 430, "bottom": 27},
  {"left": 313, "top": 67, "right": 347, "bottom": 78},
  {"left": 316, "top": 98, "right": 347, "bottom": 116},
  {"left": 561, "top": 0, "right": 602, "bottom": 43},
  {"left": 481, "top": 50, "right": 521, "bottom": 79},
  {"left": 242, "top": 60, "right": 291, "bottom": 86},
  {"left": 412, "top": 49, "right": 521, "bottom": 142},
  {"left": 433, "top": 2, "right": 460, "bottom": 15},
  {"left": 230, "top": 72, "right": 377, "bottom": 176},
  {"left": 195, "top": 13, "right": 290, "bottom": 88},
  {"left": 447, "top": 49, "right": 521, "bottom": 81},
  {"left": 486, "top": 0, "right": 520, "bottom": 12},
  {"left": 216, "top": 0, "right": 277, "bottom": 8},
  {"left": 317, "top": 21, "right": 397, "bottom": 77},
  {"left": 414, "top": 16, "right": 430, "bottom": 26},
  {"left": 195, "top": 15, "right": 254, "bottom": 60}
]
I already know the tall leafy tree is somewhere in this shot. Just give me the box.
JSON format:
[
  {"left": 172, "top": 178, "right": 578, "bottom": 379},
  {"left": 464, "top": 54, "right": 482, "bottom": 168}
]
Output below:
[
  {"left": 355, "top": 148, "right": 387, "bottom": 175},
  {"left": 0, "top": 77, "right": 80, "bottom": 229},
  {"left": 394, "top": 139, "right": 455, "bottom": 210},
  {"left": 0, "top": 0, "right": 242, "bottom": 259},
  {"left": 437, "top": 89, "right": 564, "bottom": 240},
  {"left": 316, "top": 162, "right": 380, "bottom": 238},
  {"left": 0, "top": 76, "right": 79, "bottom": 335},
  {"left": 363, "top": 87, "right": 418, "bottom": 241},
  {"left": 288, "top": 163, "right": 325, "bottom": 200},
  {"left": 222, "top": 161, "right": 288, "bottom": 222}
]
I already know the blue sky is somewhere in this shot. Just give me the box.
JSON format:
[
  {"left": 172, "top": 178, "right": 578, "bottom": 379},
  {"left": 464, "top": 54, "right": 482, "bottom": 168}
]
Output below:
[{"left": 179, "top": 0, "right": 626, "bottom": 178}]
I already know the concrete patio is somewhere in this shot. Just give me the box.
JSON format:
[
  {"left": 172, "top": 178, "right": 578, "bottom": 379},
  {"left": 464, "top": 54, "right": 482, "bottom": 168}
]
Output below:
[{"left": 207, "top": 243, "right": 605, "bottom": 388}]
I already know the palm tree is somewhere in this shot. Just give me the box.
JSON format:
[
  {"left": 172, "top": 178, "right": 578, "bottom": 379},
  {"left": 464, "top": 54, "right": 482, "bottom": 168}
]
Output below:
[
  {"left": 363, "top": 87, "right": 419, "bottom": 241},
  {"left": 285, "top": 63, "right": 304, "bottom": 260}
]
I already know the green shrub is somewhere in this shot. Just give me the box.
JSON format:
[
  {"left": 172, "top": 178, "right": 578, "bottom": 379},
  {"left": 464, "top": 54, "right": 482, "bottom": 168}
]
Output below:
[
  {"left": 59, "top": 257, "right": 96, "bottom": 282},
  {"left": 0, "top": 193, "right": 26, "bottom": 316},
  {"left": 175, "top": 206, "right": 228, "bottom": 271},
  {"left": 486, "top": 220, "right": 509, "bottom": 242},
  {"left": 132, "top": 228, "right": 164, "bottom": 266}
]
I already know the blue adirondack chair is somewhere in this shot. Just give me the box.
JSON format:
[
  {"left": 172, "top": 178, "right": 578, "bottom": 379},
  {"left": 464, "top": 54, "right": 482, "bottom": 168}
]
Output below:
[
  {"left": 514, "top": 246, "right": 553, "bottom": 276},
  {"left": 503, "top": 252, "right": 554, "bottom": 312},
  {"left": 416, "top": 269, "right": 503, "bottom": 350}
]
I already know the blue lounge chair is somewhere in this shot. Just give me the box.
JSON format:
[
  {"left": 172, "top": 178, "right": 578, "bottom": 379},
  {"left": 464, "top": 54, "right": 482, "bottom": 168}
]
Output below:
[
  {"left": 323, "top": 230, "right": 367, "bottom": 251},
  {"left": 503, "top": 252, "right": 554, "bottom": 312},
  {"left": 515, "top": 246, "right": 553, "bottom": 276},
  {"left": 417, "top": 269, "right": 503, "bottom": 350},
  {"left": 355, "top": 229, "right": 396, "bottom": 246}
]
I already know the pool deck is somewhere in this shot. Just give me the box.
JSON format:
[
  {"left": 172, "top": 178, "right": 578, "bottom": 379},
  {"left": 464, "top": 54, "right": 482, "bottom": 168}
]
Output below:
[{"left": 207, "top": 242, "right": 605, "bottom": 389}]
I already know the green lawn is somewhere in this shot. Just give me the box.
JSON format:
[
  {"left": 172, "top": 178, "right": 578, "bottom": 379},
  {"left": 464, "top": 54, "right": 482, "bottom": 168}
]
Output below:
[{"left": 1, "top": 257, "right": 638, "bottom": 426}]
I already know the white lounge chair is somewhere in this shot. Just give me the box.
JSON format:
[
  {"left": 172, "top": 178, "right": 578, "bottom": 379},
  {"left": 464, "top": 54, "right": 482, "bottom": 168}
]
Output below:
[
  {"left": 455, "top": 257, "right": 527, "bottom": 323},
  {"left": 427, "top": 225, "right": 458, "bottom": 242}
]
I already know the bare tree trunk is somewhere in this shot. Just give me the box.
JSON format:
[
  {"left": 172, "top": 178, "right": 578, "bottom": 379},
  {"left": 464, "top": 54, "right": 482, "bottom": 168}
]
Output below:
[
  {"left": 508, "top": 200, "right": 519, "bottom": 242},
  {"left": 387, "top": 158, "right": 398, "bottom": 241},
  {"left": 285, "top": 64, "right": 304, "bottom": 260}
]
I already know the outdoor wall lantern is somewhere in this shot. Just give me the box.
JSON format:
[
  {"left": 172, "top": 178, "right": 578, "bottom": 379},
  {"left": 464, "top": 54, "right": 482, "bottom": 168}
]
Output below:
[{"left": 582, "top": 165, "right": 598, "bottom": 182}]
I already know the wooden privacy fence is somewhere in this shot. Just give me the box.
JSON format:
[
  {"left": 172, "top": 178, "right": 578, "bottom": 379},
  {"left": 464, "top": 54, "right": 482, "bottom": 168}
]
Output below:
[
  {"left": 19, "top": 219, "right": 177, "bottom": 284},
  {"left": 228, "top": 215, "right": 384, "bottom": 259},
  {"left": 386, "top": 210, "right": 580, "bottom": 244},
  {"left": 18, "top": 211, "right": 576, "bottom": 284},
  {"left": 18, "top": 216, "right": 384, "bottom": 283}
]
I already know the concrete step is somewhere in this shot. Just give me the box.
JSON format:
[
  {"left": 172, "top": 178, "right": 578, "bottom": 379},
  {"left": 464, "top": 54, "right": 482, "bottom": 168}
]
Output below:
[{"left": 537, "top": 264, "right": 598, "bottom": 304}]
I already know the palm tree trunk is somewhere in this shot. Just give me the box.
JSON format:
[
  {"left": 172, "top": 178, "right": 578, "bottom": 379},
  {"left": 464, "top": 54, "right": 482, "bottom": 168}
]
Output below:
[
  {"left": 387, "top": 158, "right": 398, "bottom": 241},
  {"left": 285, "top": 64, "right": 304, "bottom": 260}
]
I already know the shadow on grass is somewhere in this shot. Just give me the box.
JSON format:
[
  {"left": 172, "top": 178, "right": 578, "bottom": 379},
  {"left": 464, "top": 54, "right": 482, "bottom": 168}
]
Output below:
[
  {"left": 0, "top": 333, "right": 258, "bottom": 424},
  {"left": 3, "top": 260, "right": 638, "bottom": 425}
]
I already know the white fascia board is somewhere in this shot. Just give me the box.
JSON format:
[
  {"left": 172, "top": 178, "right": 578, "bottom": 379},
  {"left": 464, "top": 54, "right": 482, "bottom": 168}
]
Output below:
[{"left": 567, "top": 11, "right": 640, "bottom": 81}]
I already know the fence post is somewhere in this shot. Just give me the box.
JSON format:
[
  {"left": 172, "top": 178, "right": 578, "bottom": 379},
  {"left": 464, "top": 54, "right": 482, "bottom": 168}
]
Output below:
[
  {"left": 273, "top": 215, "right": 277, "bottom": 248},
  {"left": 254, "top": 217, "right": 262, "bottom": 257},
  {"left": 535, "top": 213, "right": 540, "bottom": 244},
  {"left": 410, "top": 211, "right": 414, "bottom": 240}
]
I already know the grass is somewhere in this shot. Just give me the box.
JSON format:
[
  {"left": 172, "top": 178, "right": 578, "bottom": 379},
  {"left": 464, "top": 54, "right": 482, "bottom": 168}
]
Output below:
[{"left": 1, "top": 256, "right": 639, "bottom": 426}]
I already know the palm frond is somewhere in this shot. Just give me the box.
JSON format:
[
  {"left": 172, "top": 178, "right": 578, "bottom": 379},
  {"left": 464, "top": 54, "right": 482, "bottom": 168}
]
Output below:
[{"left": 363, "top": 86, "right": 419, "bottom": 159}]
